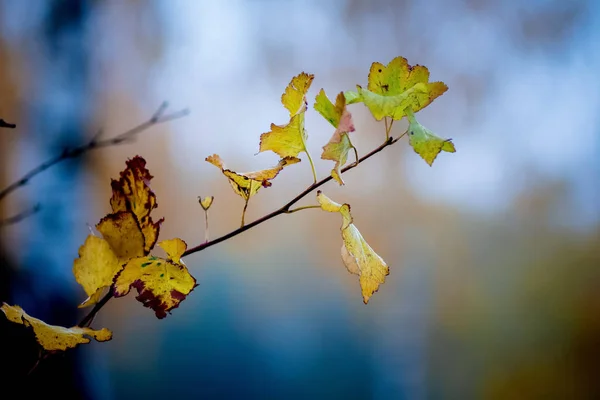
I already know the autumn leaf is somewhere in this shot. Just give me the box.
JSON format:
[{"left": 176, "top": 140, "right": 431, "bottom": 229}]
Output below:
[
  {"left": 316, "top": 191, "right": 389, "bottom": 303},
  {"left": 1, "top": 303, "right": 112, "bottom": 351},
  {"left": 199, "top": 196, "right": 214, "bottom": 211},
  {"left": 73, "top": 235, "right": 123, "bottom": 308},
  {"left": 282, "top": 72, "right": 314, "bottom": 116},
  {"left": 345, "top": 56, "right": 447, "bottom": 121},
  {"left": 96, "top": 211, "right": 145, "bottom": 260},
  {"left": 315, "top": 90, "right": 357, "bottom": 185},
  {"left": 110, "top": 156, "right": 164, "bottom": 253},
  {"left": 206, "top": 154, "right": 300, "bottom": 201},
  {"left": 113, "top": 238, "right": 197, "bottom": 319},
  {"left": 259, "top": 72, "right": 318, "bottom": 182},
  {"left": 406, "top": 109, "right": 455, "bottom": 166}
]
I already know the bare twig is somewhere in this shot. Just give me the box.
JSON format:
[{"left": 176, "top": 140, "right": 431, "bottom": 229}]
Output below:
[
  {"left": 0, "top": 118, "right": 16, "bottom": 129},
  {"left": 0, "top": 203, "right": 41, "bottom": 228},
  {"left": 0, "top": 102, "right": 189, "bottom": 204}
]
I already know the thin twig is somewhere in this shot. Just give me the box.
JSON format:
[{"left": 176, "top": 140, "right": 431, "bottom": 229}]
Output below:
[
  {"left": 0, "top": 203, "right": 41, "bottom": 228},
  {"left": 181, "top": 128, "right": 408, "bottom": 258},
  {"left": 0, "top": 103, "right": 189, "bottom": 204},
  {"left": 0, "top": 118, "right": 16, "bottom": 129}
]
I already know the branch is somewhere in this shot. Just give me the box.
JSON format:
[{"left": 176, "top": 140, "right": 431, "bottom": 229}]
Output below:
[
  {"left": 182, "top": 130, "right": 408, "bottom": 257},
  {"left": 0, "top": 102, "right": 189, "bottom": 204},
  {"left": 0, "top": 203, "right": 41, "bottom": 228},
  {"left": 0, "top": 118, "right": 16, "bottom": 129}
]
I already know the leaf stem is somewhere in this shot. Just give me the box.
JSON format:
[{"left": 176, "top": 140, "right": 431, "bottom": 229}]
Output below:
[
  {"left": 285, "top": 205, "right": 321, "bottom": 214},
  {"left": 304, "top": 149, "right": 318, "bottom": 184},
  {"left": 241, "top": 196, "right": 250, "bottom": 228},
  {"left": 384, "top": 117, "right": 394, "bottom": 140},
  {"left": 182, "top": 129, "right": 408, "bottom": 258},
  {"left": 204, "top": 210, "right": 210, "bottom": 243}
]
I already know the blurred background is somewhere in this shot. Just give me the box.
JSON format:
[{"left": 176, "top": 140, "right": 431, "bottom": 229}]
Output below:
[{"left": 1, "top": 0, "right": 599, "bottom": 398}]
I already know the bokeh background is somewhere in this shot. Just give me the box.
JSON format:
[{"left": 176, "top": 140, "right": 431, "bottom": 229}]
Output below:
[{"left": 1, "top": 0, "right": 599, "bottom": 399}]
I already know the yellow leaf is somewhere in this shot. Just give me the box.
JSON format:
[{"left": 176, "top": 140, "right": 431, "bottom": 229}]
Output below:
[
  {"left": 350, "top": 56, "right": 448, "bottom": 121},
  {"left": 110, "top": 156, "right": 163, "bottom": 253},
  {"left": 316, "top": 91, "right": 357, "bottom": 185},
  {"left": 72, "top": 235, "right": 123, "bottom": 308},
  {"left": 316, "top": 191, "right": 389, "bottom": 303},
  {"left": 198, "top": 196, "right": 214, "bottom": 211},
  {"left": 259, "top": 105, "right": 309, "bottom": 158},
  {"left": 1, "top": 303, "right": 112, "bottom": 352},
  {"left": 96, "top": 211, "right": 145, "bottom": 260},
  {"left": 206, "top": 154, "right": 300, "bottom": 200},
  {"left": 282, "top": 72, "right": 314, "bottom": 116},
  {"left": 406, "top": 109, "right": 455, "bottom": 166},
  {"left": 113, "top": 239, "right": 197, "bottom": 319}
]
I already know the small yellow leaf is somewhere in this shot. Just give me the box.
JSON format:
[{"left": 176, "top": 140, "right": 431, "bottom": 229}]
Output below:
[
  {"left": 73, "top": 235, "right": 123, "bottom": 308},
  {"left": 198, "top": 196, "right": 214, "bottom": 211},
  {"left": 1, "top": 303, "right": 112, "bottom": 351},
  {"left": 110, "top": 156, "right": 163, "bottom": 253},
  {"left": 316, "top": 191, "right": 389, "bottom": 303},
  {"left": 158, "top": 238, "right": 187, "bottom": 264},
  {"left": 406, "top": 109, "right": 455, "bottom": 166},
  {"left": 96, "top": 211, "right": 145, "bottom": 260},
  {"left": 317, "top": 91, "right": 357, "bottom": 185},
  {"left": 352, "top": 56, "right": 448, "bottom": 121},
  {"left": 206, "top": 154, "right": 300, "bottom": 200},
  {"left": 113, "top": 239, "right": 197, "bottom": 319},
  {"left": 282, "top": 72, "right": 314, "bottom": 116}
]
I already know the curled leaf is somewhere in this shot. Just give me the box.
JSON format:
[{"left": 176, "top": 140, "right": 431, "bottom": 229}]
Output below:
[
  {"left": 73, "top": 235, "right": 123, "bottom": 308},
  {"left": 199, "top": 196, "right": 214, "bottom": 211},
  {"left": 1, "top": 303, "right": 112, "bottom": 351},
  {"left": 110, "top": 156, "right": 163, "bottom": 253},
  {"left": 406, "top": 109, "right": 455, "bottom": 166},
  {"left": 206, "top": 154, "right": 300, "bottom": 200},
  {"left": 316, "top": 191, "right": 389, "bottom": 303},
  {"left": 316, "top": 91, "right": 357, "bottom": 185},
  {"left": 113, "top": 238, "right": 197, "bottom": 319},
  {"left": 345, "top": 56, "right": 447, "bottom": 121}
]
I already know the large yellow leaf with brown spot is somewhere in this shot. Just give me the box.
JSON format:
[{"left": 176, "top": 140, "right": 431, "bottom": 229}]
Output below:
[
  {"left": 345, "top": 56, "right": 447, "bottom": 121},
  {"left": 113, "top": 238, "right": 197, "bottom": 319},
  {"left": 1, "top": 303, "right": 112, "bottom": 352},
  {"left": 206, "top": 154, "right": 300, "bottom": 201},
  {"left": 316, "top": 191, "right": 389, "bottom": 303},
  {"left": 110, "top": 156, "right": 163, "bottom": 253}
]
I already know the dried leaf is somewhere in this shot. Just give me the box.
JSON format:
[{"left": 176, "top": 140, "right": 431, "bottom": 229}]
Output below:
[
  {"left": 113, "top": 238, "right": 197, "bottom": 319},
  {"left": 316, "top": 191, "right": 389, "bottom": 303},
  {"left": 96, "top": 211, "right": 145, "bottom": 260},
  {"left": 1, "top": 303, "right": 112, "bottom": 352},
  {"left": 206, "top": 154, "right": 300, "bottom": 200},
  {"left": 110, "top": 156, "right": 163, "bottom": 253}
]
